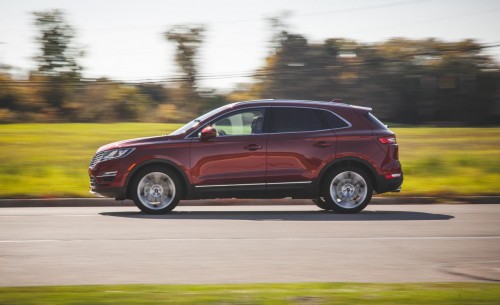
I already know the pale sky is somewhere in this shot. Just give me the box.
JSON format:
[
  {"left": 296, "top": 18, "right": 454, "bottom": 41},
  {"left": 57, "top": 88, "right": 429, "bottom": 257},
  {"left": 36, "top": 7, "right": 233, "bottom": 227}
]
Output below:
[{"left": 1, "top": 0, "right": 499, "bottom": 90}]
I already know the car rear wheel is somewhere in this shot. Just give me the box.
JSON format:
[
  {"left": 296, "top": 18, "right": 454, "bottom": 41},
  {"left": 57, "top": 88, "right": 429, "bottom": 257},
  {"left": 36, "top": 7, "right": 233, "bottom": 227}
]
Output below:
[
  {"left": 131, "top": 166, "right": 181, "bottom": 214},
  {"left": 322, "top": 166, "right": 372, "bottom": 213}
]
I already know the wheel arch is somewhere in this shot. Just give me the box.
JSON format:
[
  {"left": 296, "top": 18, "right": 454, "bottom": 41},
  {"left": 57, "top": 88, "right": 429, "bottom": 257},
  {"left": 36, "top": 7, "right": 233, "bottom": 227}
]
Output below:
[{"left": 125, "top": 159, "right": 190, "bottom": 200}]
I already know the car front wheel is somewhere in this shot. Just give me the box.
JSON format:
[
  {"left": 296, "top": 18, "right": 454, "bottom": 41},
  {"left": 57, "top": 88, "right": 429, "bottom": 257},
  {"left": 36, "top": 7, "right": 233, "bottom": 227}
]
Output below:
[
  {"left": 131, "top": 166, "right": 181, "bottom": 214},
  {"left": 321, "top": 166, "right": 372, "bottom": 213}
]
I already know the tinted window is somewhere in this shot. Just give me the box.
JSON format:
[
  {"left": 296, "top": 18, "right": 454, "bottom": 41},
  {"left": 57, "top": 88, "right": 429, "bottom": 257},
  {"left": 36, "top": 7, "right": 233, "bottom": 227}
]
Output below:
[
  {"left": 272, "top": 107, "right": 324, "bottom": 133},
  {"left": 320, "top": 110, "right": 350, "bottom": 129},
  {"left": 364, "top": 112, "right": 387, "bottom": 130}
]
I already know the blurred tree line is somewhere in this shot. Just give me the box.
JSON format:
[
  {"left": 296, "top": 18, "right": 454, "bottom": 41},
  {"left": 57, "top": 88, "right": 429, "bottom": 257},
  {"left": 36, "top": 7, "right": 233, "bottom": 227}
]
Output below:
[
  {"left": 0, "top": 10, "right": 225, "bottom": 123},
  {"left": 1, "top": 10, "right": 499, "bottom": 125}
]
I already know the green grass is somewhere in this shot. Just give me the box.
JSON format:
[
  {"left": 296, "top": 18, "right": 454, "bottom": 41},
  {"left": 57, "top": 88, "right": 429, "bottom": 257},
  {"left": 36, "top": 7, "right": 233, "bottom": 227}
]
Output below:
[
  {"left": 0, "top": 124, "right": 499, "bottom": 197},
  {"left": 392, "top": 127, "right": 500, "bottom": 196},
  {"left": 0, "top": 283, "right": 499, "bottom": 305},
  {"left": 0, "top": 123, "right": 175, "bottom": 198}
]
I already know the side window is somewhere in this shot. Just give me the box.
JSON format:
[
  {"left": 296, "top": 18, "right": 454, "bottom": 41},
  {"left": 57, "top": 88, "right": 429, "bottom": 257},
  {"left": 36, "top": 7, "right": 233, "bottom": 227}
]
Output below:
[
  {"left": 272, "top": 107, "right": 324, "bottom": 133},
  {"left": 212, "top": 109, "right": 265, "bottom": 136},
  {"left": 364, "top": 112, "right": 387, "bottom": 130},
  {"left": 320, "top": 110, "right": 350, "bottom": 129}
]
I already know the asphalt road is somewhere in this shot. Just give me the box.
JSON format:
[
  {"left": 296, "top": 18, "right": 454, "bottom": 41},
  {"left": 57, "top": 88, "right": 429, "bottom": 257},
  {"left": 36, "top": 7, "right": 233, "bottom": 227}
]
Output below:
[{"left": 1, "top": 204, "right": 499, "bottom": 286}]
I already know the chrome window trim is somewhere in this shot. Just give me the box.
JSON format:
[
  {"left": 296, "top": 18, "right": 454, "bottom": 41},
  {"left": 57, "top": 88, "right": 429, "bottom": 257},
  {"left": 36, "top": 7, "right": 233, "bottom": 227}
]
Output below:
[{"left": 185, "top": 105, "right": 352, "bottom": 139}]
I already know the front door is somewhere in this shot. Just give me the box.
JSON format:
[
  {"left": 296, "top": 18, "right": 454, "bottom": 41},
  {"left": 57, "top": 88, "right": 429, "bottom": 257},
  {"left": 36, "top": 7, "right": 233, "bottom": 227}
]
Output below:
[{"left": 190, "top": 108, "right": 267, "bottom": 188}]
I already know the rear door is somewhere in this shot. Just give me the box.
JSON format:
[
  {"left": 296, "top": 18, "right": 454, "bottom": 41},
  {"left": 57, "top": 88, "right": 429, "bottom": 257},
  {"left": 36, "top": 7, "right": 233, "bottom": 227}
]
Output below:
[{"left": 266, "top": 107, "right": 337, "bottom": 185}]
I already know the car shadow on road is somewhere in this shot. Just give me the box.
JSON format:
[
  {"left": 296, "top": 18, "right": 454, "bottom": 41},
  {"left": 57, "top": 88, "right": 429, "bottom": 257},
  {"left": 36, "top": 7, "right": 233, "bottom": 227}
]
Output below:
[{"left": 100, "top": 210, "right": 454, "bottom": 221}]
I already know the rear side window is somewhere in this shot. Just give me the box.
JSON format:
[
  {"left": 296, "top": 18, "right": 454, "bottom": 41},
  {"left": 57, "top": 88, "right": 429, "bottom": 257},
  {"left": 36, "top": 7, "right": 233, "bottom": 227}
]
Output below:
[
  {"left": 364, "top": 112, "right": 388, "bottom": 130},
  {"left": 320, "top": 110, "right": 350, "bottom": 129},
  {"left": 271, "top": 107, "right": 324, "bottom": 133}
]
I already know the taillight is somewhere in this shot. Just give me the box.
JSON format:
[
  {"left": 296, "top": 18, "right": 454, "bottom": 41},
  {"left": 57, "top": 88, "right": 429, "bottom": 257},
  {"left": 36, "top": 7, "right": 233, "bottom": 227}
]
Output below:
[{"left": 378, "top": 136, "right": 397, "bottom": 144}]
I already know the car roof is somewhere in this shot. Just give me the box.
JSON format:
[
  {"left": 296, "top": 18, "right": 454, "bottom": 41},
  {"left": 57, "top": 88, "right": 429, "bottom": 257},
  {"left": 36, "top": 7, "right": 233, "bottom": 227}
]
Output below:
[{"left": 230, "top": 99, "right": 372, "bottom": 112}]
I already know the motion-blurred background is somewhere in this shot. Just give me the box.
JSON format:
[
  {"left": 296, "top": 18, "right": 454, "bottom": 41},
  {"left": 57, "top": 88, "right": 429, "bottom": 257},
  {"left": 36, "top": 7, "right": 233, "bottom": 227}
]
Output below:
[
  {"left": 0, "top": 0, "right": 499, "bottom": 198},
  {"left": 1, "top": 0, "right": 499, "bottom": 124}
]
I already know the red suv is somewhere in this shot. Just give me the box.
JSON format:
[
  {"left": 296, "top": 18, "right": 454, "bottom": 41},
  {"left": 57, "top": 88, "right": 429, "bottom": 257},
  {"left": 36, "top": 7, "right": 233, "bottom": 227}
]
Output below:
[{"left": 89, "top": 100, "right": 403, "bottom": 214}]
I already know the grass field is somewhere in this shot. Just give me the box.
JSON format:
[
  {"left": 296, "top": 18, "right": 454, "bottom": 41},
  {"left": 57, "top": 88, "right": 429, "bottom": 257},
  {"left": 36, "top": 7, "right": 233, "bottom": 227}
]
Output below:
[
  {"left": 393, "top": 127, "right": 500, "bottom": 196},
  {"left": 0, "top": 124, "right": 499, "bottom": 198},
  {"left": 0, "top": 123, "right": 171, "bottom": 198},
  {"left": 0, "top": 283, "right": 499, "bottom": 304}
]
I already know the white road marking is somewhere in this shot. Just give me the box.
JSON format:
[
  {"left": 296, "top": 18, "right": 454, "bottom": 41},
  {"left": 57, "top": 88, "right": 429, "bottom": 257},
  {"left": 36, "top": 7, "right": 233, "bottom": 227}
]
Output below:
[
  {"left": 0, "top": 214, "right": 97, "bottom": 217},
  {"left": 1, "top": 236, "right": 500, "bottom": 243}
]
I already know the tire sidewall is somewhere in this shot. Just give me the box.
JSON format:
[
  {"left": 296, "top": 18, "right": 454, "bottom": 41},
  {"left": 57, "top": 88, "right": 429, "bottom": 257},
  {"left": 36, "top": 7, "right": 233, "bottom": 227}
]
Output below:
[
  {"left": 131, "top": 166, "right": 181, "bottom": 214},
  {"left": 322, "top": 166, "right": 373, "bottom": 213}
]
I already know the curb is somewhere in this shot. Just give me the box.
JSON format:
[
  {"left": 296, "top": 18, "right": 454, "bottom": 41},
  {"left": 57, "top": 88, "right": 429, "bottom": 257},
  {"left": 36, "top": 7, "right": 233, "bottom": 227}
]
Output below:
[{"left": 0, "top": 196, "right": 498, "bottom": 208}]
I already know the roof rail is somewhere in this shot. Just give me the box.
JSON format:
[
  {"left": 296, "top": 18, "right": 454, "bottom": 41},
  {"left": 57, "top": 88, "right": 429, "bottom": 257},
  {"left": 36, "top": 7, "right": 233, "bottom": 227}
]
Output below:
[{"left": 330, "top": 99, "right": 344, "bottom": 103}]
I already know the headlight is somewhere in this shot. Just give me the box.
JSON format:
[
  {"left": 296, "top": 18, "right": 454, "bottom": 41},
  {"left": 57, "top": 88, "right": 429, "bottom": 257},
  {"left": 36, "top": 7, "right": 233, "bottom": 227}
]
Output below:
[{"left": 101, "top": 148, "right": 135, "bottom": 161}]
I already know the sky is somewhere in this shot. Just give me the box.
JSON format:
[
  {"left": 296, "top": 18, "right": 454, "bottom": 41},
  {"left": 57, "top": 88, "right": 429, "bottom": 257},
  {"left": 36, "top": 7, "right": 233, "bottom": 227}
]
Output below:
[{"left": 0, "top": 0, "right": 499, "bottom": 90}]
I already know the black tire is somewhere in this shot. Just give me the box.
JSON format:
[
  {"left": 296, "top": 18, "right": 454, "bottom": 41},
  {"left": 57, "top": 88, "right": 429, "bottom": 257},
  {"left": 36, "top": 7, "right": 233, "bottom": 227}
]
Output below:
[
  {"left": 321, "top": 166, "right": 373, "bottom": 213},
  {"left": 312, "top": 197, "right": 331, "bottom": 210},
  {"left": 130, "top": 166, "right": 181, "bottom": 214}
]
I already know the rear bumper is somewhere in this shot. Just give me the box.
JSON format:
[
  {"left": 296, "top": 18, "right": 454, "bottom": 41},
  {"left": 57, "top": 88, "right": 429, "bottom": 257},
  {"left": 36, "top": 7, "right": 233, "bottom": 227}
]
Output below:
[{"left": 375, "top": 175, "right": 403, "bottom": 194}]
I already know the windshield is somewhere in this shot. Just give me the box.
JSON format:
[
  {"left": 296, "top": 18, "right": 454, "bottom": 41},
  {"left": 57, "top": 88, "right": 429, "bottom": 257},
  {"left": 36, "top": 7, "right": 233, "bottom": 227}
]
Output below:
[{"left": 169, "top": 104, "right": 233, "bottom": 136}]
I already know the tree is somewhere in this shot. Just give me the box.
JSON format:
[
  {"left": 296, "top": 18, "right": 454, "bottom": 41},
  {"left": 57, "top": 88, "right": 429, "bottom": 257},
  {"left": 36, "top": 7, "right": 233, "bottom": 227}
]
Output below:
[
  {"left": 164, "top": 24, "right": 205, "bottom": 108},
  {"left": 33, "top": 10, "right": 82, "bottom": 79},
  {"left": 243, "top": 18, "right": 500, "bottom": 125},
  {"left": 33, "top": 10, "right": 83, "bottom": 115},
  {"left": 259, "top": 14, "right": 340, "bottom": 100},
  {"left": 266, "top": 11, "right": 293, "bottom": 52}
]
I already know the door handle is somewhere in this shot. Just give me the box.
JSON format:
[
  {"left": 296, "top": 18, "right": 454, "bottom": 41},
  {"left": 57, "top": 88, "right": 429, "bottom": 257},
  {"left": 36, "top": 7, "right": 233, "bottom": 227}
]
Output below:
[
  {"left": 314, "top": 141, "right": 332, "bottom": 148},
  {"left": 244, "top": 144, "right": 262, "bottom": 151}
]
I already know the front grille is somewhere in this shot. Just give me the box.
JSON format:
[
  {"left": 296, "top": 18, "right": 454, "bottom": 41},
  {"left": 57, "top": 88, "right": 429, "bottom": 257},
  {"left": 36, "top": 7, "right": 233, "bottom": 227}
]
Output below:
[{"left": 89, "top": 151, "right": 105, "bottom": 168}]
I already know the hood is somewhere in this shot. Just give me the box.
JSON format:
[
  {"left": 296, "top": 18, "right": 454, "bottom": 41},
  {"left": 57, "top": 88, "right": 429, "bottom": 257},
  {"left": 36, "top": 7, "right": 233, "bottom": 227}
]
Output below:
[{"left": 97, "top": 135, "right": 172, "bottom": 152}]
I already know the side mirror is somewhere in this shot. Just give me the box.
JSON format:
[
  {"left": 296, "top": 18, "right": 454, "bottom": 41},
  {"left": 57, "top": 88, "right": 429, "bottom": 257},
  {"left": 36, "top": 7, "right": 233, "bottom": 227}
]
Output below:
[{"left": 200, "top": 126, "right": 216, "bottom": 141}]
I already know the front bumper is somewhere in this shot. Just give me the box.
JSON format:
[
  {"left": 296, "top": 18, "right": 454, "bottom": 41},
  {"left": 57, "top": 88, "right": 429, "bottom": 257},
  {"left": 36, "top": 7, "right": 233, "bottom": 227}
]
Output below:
[
  {"left": 89, "top": 161, "right": 131, "bottom": 200},
  {"left": 89, "top": 187, "right": 127, "bottom": 200}
]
